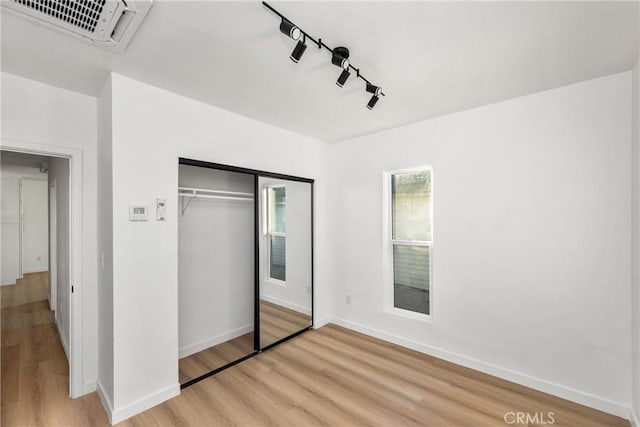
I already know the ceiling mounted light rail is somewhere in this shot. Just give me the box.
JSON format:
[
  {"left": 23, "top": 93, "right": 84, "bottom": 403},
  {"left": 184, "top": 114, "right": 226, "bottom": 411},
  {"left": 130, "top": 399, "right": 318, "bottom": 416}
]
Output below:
[{"left": 262, "top": 1, "right": 385, "bottom": 110}]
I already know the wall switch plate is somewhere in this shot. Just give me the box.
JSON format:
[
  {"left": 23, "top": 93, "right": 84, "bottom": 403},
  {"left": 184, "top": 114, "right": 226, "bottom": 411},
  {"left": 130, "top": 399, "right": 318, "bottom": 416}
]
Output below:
[
  {"left": 156, "top": 198, "right": 166, "bottom": 221},
  {"left": 129, "top": 205, "right": 148, "bottom": 221}
]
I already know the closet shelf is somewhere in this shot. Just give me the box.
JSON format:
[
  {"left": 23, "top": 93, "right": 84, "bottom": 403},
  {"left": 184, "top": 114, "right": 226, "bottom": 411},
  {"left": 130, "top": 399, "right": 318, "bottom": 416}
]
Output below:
[{"left": 179, "top": 186, "right": 253, "bottom": 215}]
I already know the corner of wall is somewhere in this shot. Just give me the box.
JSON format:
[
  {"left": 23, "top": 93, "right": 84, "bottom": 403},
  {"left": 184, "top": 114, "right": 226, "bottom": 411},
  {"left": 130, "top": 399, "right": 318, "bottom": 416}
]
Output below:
[
  {"left": 632, "top": 55, "right": 640, "bottom": 424},
  {"left": 96, "top": 380, "right": 115, "bottom": 425},
  {"left": 110, "top": 384, "right": 180, "bottom": 425},
  {"left": 96, "top": 73, "right": 115, "bottom": 410}
]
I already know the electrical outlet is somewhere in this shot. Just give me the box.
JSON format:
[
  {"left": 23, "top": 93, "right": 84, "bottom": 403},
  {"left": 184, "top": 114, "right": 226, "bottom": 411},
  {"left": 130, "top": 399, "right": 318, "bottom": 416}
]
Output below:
[
  {"left": 100, "top": 254, "right": 105, "bottom": 270},
  {"left": 345, "top": 294, "right": 351, "bottom": 305},
  {"left": 306, "top": 286, "right": 311, "bottom": 295}
]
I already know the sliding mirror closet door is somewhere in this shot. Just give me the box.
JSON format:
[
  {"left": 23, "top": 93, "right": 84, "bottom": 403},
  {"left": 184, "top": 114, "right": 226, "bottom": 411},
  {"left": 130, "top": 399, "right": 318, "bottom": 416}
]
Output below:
[
  {"left": 178, "top": 164, "right": 255, "bottom": 384},
  {"left": 258, "top": 177, "right": 312, "bottom": 348}
]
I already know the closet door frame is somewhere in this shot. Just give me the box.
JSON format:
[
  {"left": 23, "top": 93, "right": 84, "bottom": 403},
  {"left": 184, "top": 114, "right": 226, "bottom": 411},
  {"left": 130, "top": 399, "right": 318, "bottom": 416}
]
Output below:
[{"left": 179, "top": 158, "right": 314, "bottom": 389}]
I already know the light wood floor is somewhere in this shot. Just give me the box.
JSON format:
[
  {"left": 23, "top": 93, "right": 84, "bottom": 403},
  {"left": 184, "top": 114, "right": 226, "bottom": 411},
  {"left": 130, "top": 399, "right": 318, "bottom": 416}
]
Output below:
[
  {"left": 179, "top": 333, "right": 254, "bottom": 383},
  {"left": 260, "top": 299, "right": 310, "bottom": 347},
  {"left": 1, "top": 272, "right": 108, "bottom": 426},
  {"left": 1, "top": 271, "right": 49, "bottom": 309},
  {"left": 179, "top": 300, "right": 311, "bottom": 383},
  {"left": 2, "top": 274, "right": 630, "bottom": 426}
]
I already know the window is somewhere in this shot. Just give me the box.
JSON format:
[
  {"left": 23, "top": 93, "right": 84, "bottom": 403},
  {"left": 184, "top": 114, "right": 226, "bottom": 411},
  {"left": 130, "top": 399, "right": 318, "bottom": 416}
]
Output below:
[
  {"left": 267, "top": 186, "right": 286, "bottom": 282},
  {"left": 385, "top": 167, "right": 432, "bottom": 318}
]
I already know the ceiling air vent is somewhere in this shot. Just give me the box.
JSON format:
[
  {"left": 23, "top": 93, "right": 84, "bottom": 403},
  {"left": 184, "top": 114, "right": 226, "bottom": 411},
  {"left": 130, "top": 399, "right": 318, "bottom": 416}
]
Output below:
[{"left": 2, "top": 0, "right": 152, "bottom": 53}]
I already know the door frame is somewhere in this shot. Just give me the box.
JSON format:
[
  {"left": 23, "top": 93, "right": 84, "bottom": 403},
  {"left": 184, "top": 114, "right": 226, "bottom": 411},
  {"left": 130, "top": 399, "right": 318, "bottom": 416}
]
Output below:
[
  {"left": 1, "top": 138, "right": 84, "bottom": 398},
  {"left": 49, "top": 179, "right": 57, "bottom": 315}
]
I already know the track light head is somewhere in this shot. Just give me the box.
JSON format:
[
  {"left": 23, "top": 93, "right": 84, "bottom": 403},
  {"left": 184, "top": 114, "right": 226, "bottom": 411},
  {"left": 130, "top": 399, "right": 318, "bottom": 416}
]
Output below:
[
  {"left": 331, "top": 47, "right": 350, "bottom": 70},
  {"left": 366, "top": 83, "right": 382, "bottom": 109},
  {"left": 280, "top": 19, "right": 301, "bottom": 40},
  {"left": 367, "top": 94, "right": 379, "bottom": 110},
  {"left": 290, "top": 39, "right": 307, "bottom": 63},
  {"left": 336, "top": 68, "right": 350, "bottom": 87}
]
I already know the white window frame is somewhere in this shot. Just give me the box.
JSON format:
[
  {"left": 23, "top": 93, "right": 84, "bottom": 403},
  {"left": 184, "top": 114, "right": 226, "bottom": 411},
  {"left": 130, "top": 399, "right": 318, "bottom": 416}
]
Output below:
[
  {"left": 382, "top": 166, "right": 433, "bottom": 321},
  {"left": 264, "top": 184, "right": 286, "bottom": 286}
]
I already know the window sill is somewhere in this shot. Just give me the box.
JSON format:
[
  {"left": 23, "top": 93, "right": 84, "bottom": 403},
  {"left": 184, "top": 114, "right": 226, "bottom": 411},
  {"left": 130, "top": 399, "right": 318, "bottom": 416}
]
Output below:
[
  {"left": 265, "top": 278, "right": 286, "bottom": 287},
  {"left": 384, "top": 306, "right": 432, "bottom": 323}
]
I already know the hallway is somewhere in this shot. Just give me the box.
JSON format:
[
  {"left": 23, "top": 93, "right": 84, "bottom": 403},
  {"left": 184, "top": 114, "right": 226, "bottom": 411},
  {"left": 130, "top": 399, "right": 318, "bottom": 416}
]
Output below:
[{"left": 1, "top": 272, "right": 107, "bottom": 426}]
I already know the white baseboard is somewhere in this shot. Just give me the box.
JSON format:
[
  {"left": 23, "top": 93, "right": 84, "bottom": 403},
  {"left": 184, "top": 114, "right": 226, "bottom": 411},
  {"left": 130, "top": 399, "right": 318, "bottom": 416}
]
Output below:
[
  {"left": 22, "top": 267, "right": 47, "bottom": 274},
  {"left": 55, "top": 316, "right": 69, "bottom": 361},
  {"left": 261, "top": 295, "right": 311, "bottom": 316},
  {"left": 96, "top": 381, "right": 114, "bottom": 424},
  {"left": 179, "top": 324, "right": 253, "bottom": 359},
  {"left": 329, "top": 317, "right": 630, "bottom": 419},
  {"left": 313, "top": 316, "right": 332, "bottom": 329},
  {"left": 110, "top": 383, "right": 180, "bottom": 425},
  {"left": 631, "top": 408, "right": 639, "bottom": 427},
  {"left": 83, "top": 379, "right": 97, "bottom": 394}
]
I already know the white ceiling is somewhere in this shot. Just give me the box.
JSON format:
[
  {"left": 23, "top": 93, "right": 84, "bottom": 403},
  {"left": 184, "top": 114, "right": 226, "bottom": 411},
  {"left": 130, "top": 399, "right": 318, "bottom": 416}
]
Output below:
[{"left": 2, "top": 1, "right": 639, "bottom": 142}]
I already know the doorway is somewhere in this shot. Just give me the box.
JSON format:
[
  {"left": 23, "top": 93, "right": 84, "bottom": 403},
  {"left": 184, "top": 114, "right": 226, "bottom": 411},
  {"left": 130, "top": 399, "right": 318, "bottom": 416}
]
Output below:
[{"left": 0, "top": 139, "right": 84, "bottom": 398}]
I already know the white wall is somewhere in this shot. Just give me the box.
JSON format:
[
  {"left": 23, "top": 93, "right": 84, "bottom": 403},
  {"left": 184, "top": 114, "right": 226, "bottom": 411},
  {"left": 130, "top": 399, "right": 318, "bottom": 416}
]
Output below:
[
  {"left": 259, "top": 177, "right": 312, "bottom": 316},
  {"left": 1, "top": 72, "right": 99, "bottom": 392},
  {"left": 4, "top": 66, "right": 633, "bottom": 423},
  {"left": 106, "top": 73, "right": 329, "bottom": 422},
  {"left": 328, "top": 72, "right": 632, "bottom": 416},
  {"left": 178, "top": 165, "right": 254, "bottom": 358},
  {"left": 48, "top": 157, "right": 70, "bottom": 357},
  {"left": 631, "top": 57, "right": 639, "bottom": 425},
  {"left": 0, "top": 163, "right": 47, "bottom": 285},
  {"left": 21, "top": 178, "right": 48, "bottom": 274}
]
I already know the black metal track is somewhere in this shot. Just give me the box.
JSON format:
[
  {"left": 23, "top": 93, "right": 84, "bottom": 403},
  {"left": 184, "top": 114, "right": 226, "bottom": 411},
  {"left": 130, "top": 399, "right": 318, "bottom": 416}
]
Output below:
[
  {"left": 179, "top": 158, "right": 314, "bottom": 183},
  {"left": 254, "top": 174, "right": 261, "bottom": 352}
]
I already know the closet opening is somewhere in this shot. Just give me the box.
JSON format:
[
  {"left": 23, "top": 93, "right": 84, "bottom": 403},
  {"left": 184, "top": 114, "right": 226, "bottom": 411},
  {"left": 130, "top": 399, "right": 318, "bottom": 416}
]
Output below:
[{"left": 178, "top": 158, "right": 314, "bottom": 389}]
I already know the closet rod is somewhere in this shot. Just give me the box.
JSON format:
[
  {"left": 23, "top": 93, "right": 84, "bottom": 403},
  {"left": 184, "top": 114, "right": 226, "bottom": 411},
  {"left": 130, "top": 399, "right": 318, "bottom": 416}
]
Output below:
[
  {"left": 179, "top": 192, "right": 254, "bottom": 215},
  {"left": 180, "top": 194, "right": 253, "bottom": 201},
  {"left": 178, "top": 186, "right": 254, "bottom": 198}
]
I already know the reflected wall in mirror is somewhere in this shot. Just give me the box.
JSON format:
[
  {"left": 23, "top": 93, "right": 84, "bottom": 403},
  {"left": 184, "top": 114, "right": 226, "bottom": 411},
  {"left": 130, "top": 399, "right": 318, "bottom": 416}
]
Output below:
[
  {"left": 178, "top": 164, "right": 255, "bottom": 384},
  {"left": 259, "top": 177, "right": 312, "bottom": 348}
]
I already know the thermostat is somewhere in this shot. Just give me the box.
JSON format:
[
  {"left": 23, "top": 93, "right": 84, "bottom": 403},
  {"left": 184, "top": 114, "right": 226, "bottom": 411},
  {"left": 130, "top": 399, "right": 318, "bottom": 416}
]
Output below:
[{"left": 129, "top": 205, "right": 148, "bottom": 221}]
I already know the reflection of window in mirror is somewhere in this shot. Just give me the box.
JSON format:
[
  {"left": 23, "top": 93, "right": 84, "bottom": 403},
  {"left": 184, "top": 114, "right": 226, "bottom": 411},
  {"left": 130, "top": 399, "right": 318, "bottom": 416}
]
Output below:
[{"left": 267, "top": 186, "right": 286, "bottom": 283}]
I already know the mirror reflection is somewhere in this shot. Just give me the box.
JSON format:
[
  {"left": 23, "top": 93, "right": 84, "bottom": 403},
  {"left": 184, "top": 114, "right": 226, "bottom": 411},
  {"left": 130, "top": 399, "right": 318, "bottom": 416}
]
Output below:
[{"left": 259, "top": 177, "right": 312, "bottom": 348}]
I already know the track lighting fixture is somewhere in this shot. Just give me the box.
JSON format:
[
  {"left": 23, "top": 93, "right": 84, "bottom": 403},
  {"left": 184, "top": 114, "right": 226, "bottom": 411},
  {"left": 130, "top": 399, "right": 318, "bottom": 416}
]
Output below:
[
  {"left": 279, "top": 18, "right": 300, "bottom": 40},
  {"left": 290, "top": 37, "right": 307, "bottom": 63},
  {"left": 366, "top": 83, "right": 382, "bottom": 110},
  {"left": 265, "top": 1, "right": 385, "bottom": 109}
]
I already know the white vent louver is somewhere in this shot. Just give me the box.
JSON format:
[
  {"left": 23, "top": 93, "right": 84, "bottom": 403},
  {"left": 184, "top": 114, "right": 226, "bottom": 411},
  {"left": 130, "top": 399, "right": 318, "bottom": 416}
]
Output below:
[{"left": 2, "top": 0, "right": 152, "bottom": 52}]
